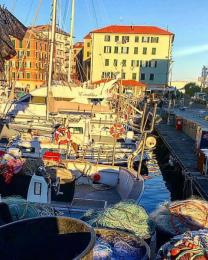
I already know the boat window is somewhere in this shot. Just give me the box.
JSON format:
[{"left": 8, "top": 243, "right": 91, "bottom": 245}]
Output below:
[
  {"left": 69, "top": 127, "right": 83, "bottom": 134},
  {"left": 21, "top": 147, "right": 35, "bottom": 153},
  {"left": 54, "top": 97, "right": 73, "bottom": 101}
]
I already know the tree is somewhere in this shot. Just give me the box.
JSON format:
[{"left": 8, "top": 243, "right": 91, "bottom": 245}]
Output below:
[{"left": 184, "top": 82, "right": 201, "bottom": 97}]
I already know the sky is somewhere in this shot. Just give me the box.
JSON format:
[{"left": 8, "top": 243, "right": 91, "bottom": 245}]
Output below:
[{"left": 1, "top": 0, "right": 208, "bottom": 82}]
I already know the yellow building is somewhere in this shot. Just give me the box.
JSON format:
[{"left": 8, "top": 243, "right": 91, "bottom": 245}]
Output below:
[
  {"left": 84, "top": 25, "right": 174, "bottom": 88},
  {"left": 83, "top": 33, "right": 92, "bottom": 81}
]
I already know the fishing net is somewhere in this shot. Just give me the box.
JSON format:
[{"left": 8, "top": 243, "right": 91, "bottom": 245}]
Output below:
[
  {"left": 94, "top": 228, "right": 149, "bottom": 260},
  {"left": 81, "top": 201, "right": 155, "bottom": 240},
  {"left": 2, "top": 196, "right": 62, "bottom": 221},
  {"left": 156, "top": 229, "right": 208, "bottom": 259},
  {"left": 151, "top": 199, "right": 208, "bottom": 237}
]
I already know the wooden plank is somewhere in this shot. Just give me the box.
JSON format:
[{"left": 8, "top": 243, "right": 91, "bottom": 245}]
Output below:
[{"left": 156, "top": 123, "right": 208, "bottom": 200}]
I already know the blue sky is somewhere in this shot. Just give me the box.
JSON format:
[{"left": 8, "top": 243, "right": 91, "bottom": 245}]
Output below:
[{"left": 1, "top": 0, "right": 208, "bottom": 81}]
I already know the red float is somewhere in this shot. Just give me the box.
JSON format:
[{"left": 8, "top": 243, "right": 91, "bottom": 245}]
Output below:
[{"left": 93, "top": 173, "right": 101, "bottom": 182}]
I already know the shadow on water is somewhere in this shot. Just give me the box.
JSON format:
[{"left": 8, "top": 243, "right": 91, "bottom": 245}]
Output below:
[{"left": 154, "top": 135, "right": 184, "bottom": 201}]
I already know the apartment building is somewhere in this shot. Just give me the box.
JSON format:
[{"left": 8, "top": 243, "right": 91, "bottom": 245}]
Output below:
[
  {"left": 71, "top": 42, "right": 84, "bottom": 82},
  {"left": 33, "top": 25, "right": 70, "bottom": 82},
  {"left": 5, "top": 28, "right": 49, "bottom": 90},
  {"left": 83, "top": 33, "right": 92, "bottom": 81},
  {"left": 85, "top": 25, "right": 174, "bottom": 88}
]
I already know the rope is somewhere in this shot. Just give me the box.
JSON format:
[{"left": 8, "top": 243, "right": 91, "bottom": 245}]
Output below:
[
  {"left": 81, "top": 201, "right": 155, "bottom": 240},
  {"left": 2, "top": 196, "right": 62, "bottom": 221},
  {"left": 151, "top": 199, "right": 208, "bottom": 236}
]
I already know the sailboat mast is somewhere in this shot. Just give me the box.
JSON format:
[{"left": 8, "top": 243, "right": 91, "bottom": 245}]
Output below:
[
  {"left": 68, "top": 0, "right": 75, "bottom": 82},
  {"left": 46, "top": 0, "right": 57, "bottom": 120}
]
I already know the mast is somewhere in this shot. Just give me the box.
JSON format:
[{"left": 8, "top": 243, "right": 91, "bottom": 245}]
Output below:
[
  {"left": 68, "top": 0, "right": 75, "bottom": 82},
  {"left": 46, "top": 0, "right": 57, "bottom": 120}
]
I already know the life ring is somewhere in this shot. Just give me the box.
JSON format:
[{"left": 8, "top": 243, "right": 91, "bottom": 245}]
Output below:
[
  {"left": 54, "top": 127, "right": 71, "bottom": 145},
  {"left": 110, "top": 123, "right": 125, "bottom": 139}
]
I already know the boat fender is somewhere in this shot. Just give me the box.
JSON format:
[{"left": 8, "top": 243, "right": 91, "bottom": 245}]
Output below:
[{"left": 92, "top": 173, "right": 101, "bottom": 182}]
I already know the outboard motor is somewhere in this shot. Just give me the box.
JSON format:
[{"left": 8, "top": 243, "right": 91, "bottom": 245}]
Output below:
[{"left": 27, "top": 166, "right": 51, "bottom": 204}]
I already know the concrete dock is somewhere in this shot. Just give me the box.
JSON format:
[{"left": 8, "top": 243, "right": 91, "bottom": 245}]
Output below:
[{"left": 156, "top": 117, "right": 208, "bottom": 200}]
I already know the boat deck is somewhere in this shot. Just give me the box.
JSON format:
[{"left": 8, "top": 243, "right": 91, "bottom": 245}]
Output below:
[{"left": 74, "top": 184, "right": 121, "bottom": 206}]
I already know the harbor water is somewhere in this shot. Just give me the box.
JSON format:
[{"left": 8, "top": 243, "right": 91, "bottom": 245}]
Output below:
[{"left": 139, "top": 153, "right": 171, "bottom": 213}]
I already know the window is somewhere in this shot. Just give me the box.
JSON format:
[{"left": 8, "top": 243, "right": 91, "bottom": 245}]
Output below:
[
  {"left": 25, "top": 61, "right": 31, "bottom": 68},
  {"left": 121, "top": 72, "right": 126, "bottom": 79},
  {"left": 101, "top": 72, "right": 112, "bottom": 79},
  {"left": 122, "top": 36, "right": 129, "bottom": 43},
  {"left": 150, "top": 73, "right": 154, "bottom": 80},
  {"left": 114, "top": 46, "right": 118, "bottom": 53},
  {"left": 104, "top": 35, "right": 110, "bottom": 41},
  {"left": 142, "top": 36, "right": 150, "bottom": 43},
  {"left": 115, "top": 36, "right": 119, "bottom": 42},
  {"left": 132, "top": 73, "right": 137, "bottom": 80},
  {"left": 122, "top": 60, "right": 126, "bottom": 66},
  {"left": 131, "top": 60, "right": 140, "bottom": 67},
  {"left": 104, "top": 46, "right": 111, "bottom": 53},
  {"left": 12, "top": 72, "right": 15, "bottom": 79},
  {"left": 19, "top": 40, "right": 23, "bottom": 48},
  {"left": 143, "top": 47, "right": 147, "bottom": 55},
  {"left": 26, "top": 73, "right": 30, "bottom": 79},
  {"left": 135, "top": 36, "right": 139, "bottom": 42},
  {"left": 134, "top": 47, "right": 138, "bottom": 54},
  {"left": 113, "top": 59, "right": 118, "bottom": 67},
  {"left": 12, "top": 40, "right": 15, "bottom": 48},
  {"left": 152, "top": 48, "right": 156, "bottom": 55},
  {"left": 27, "top": 51, "right": 30, "bottom": 57},
  {"left": 87, "top": 42, "right": 90, "bottom": 47},
  {"left": 105, "top": 59, "right": 109, "bottom": 66},
  {"left": 18, "top": 61, "right": 23, "bottom": 68},
  {"left": 45, "top": 44, "right": 47, "bottom": 51},
  {"left": 151, "top": 37, "right": 159, "bottom": 43},
  {"left": 27, "top": 41, "right": 30, "bottom": 48},
  {"left": 140, "top": 60, "right": 146, "bottom": 67},
  {"left": 150, "top": 60, "right": 157, "bottom": 67},
  {"left": 87, "top": 51, "right": 90, "bottom": 57},
  {"left": 145, "top": 61, "right": 149, "bottom": 67},
  {"left": 141, "top": 73, "right": 145, "bottom": 80},
  {"left": 121, "top": 47, "right": 129, "bottom": 54}
]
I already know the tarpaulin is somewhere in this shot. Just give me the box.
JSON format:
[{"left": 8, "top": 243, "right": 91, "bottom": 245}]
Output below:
[{"left": 0, "top": 5, "right": 27, "bottom": 71}]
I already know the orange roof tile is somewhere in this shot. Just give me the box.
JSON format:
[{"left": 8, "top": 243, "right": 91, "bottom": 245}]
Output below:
[
  {"left": 92, "top": 79, "right": 112, "bottom": 85},
  {"left": 92, "top": 79, "right": 146, "bottom": 88},
  {"left": 84, "top": 33, "right": 92, "bottom": 39},
  {"left": 117, "top": 80, "right": 146, "bottom": 87},
  {"left": 31, "top": 25, "right": 69, "bottom": 36},
  {"left": 91, "top": 25, "right": 173, "bottom": 35},
  {"left": 73, "top": 42, "right": 84, "bottom": 48}
]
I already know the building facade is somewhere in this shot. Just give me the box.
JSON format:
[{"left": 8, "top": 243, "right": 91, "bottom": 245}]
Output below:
[
  {"left": 33, "top": 25, "right": 70, "bottom": 82},
  {"left": 71, "top": 42, "right": 84, "bottom": 82},
  {"left": 5, "top": 28, "right": 49, "bottom": 90},
  {"left": 85, "top": 25, "right": 174, "bottom": 88}
]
